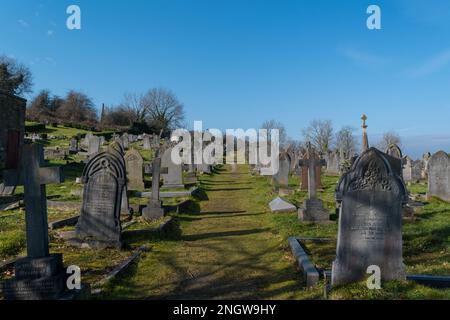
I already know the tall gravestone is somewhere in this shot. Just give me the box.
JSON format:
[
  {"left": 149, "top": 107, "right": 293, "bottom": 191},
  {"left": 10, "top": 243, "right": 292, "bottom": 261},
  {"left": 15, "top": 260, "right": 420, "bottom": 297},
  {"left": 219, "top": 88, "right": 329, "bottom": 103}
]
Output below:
[
  {"left": 422, "top": 152, "right": 431, "bottom": 180},
  {"left": 161, "top": 147, "right": 184, "bottom": 188},
  {"left": 122, "top": 133, "right": 130, "bottom": 150},
  {"left": 87, "top": 135, "right": 100, "bottom": 157},
  {"left": 75, "top": 150, "right": 126, "bottom": 248},
  {"left": 299, "top": 149, "right": 323, "bottom": 191},
  {"left": 332, "top": 148, "right": 408, "bottom": 286},
  {"left": 325, "top": 150, "right": 340, "bottom": 176},
  {"left": 69, "top": 137, "right": 79, "bottom": 154},
  {"left": 272, "top": 152, "right": 291, "bottom": 192},
  {"left": 142, "top": 156, "right": 166, "bottom": 221},
  {"left": 124, "top": 148, "right": 145, "bottom": 190},
  {"left": 298, "top": 143, "right": 329, "bottom": 222},
  {"left": 427, "top": 151, "right": 450, "bottom": 202},
  {"left": 2, "top": 144, "right": 70, "bottom": 300},
  {"left": 143, "top": 134, "right": 151, "bottom": 150}
]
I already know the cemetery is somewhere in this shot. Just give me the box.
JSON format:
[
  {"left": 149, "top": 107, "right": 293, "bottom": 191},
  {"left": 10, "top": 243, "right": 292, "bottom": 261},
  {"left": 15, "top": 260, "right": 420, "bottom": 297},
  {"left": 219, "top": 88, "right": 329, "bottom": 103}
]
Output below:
[{"left": 1, "top": 2, "right": 450, "bottom": 305}]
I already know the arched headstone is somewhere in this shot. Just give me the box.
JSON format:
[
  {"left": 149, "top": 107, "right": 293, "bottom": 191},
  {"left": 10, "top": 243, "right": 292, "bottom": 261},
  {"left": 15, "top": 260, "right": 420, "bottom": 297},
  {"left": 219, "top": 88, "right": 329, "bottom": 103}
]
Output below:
[
  {"left": 427, "top": 151, "right": 450, "bottom": 202},
  {"left": 332, "top": 148, "right": 408, "bottom": 286}
]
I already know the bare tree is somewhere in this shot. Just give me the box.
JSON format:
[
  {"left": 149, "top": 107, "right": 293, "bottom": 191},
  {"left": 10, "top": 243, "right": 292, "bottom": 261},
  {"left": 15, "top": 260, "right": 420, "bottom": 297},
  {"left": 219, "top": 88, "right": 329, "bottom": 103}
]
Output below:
[
  {"left": 102, "top": 105, "right": 135, "bottom": 127},
  {"left": 142, "top": 88, "right": 185, "bottom": 135},
  {"left": 56, "top": 91, "right": 97, "bottom": 124},
  {"left": 0, "top": 55, "right": 33, "bottom": 96},
  {"left": 119, "top": 92, "right": 148, "bottom": 123},
  {"left": 261, "top": 120, "right": 287, "bottom": 147},
  {"left": 378, "top": 131, "right": 402, "bottom": 151},
  {"left": 335, "top": 126, "right": 358, "bottom": 158},
  {"left": 302, "top": 119, "right": 334, "bottom": 154}
]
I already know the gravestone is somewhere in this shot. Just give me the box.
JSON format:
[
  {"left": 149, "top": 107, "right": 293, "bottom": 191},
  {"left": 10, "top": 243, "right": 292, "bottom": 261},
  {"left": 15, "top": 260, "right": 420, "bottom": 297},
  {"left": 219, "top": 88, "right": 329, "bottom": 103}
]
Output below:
[
  {"left": 83, "top": 133, "right": 94, "bottom": 148},
  {"left": 143, "top": 134, "right": 151, "bottom": 150},
  {"left": 124, "top": 148, "right": 145, "bottom": 190},
  {"left": 69, "top": 138, "right": 79, "bottom": 154},
  {"left": 75, "top": 150, "right": 126, "bottom": 248},
  {"left": 272, "top": 152, "right": 291, "bottom": 193},
  {"left": 299, "top": 149, "right": 323, "bottom": 191},
  {"left": 422, "top": 152, "right": 431, "bottom": 180},
  {"left": 298, "top": 143, "right": 329, "bottom": 222},
  {"left": 427, "top": 151, "right": 450, "bottom": 202},
  {"left": 403, "top": 157, "right": 422, "bottom": 182},
  {"left": 87, "top": 135, "right": 100, "bottom": 156},
  {"left": 2, "top": 144, "right": 70, "bottom": 300},
  {"left": 269, "top": 197, "right": 296, "bottom": 213},
  {"left": 122, "top": 133, "right": 130, "bottom": 150},
  {"left": 325, "top": 150, "right": 340, "bottom": 176},
  {"left": 332, "top": 147, "right": 408, "bottom": 286},
  {"left": 142, "top": 156, "right": 166, "bottom": 221},
  {"left": 161, "top": 147, "right": 184, "bottom": 188}
]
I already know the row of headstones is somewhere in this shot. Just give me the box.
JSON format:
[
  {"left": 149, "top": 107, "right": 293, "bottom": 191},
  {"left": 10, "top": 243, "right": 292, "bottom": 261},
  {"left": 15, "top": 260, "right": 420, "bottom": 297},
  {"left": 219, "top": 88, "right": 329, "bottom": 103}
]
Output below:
[
  {"left": 271, "top": 144, "right": 450, "bottom": 286},
  {"left": 0, "top": 138, "right": 172, "bottom": 299}
]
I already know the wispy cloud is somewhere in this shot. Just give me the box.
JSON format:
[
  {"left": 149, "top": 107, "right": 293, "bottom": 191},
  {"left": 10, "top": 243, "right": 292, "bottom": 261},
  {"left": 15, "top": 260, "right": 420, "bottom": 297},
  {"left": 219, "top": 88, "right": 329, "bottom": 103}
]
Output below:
[
  {"left": 47, "top": 30, "right": 54, "bottom": 37},
  {"left": 339, "top": 47, "right": 388, "bottom": 68},
  {"left": 408, "top": 49, "right": 450, "bottom": 77},
  {"left": 18, "top": 19, "right": 29, "bottom": 28}
]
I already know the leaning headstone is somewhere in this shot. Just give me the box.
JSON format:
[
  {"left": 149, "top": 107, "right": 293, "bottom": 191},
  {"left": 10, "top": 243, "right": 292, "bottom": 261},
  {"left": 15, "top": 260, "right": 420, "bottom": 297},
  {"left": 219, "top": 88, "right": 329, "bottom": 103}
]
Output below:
[
  {"left": 298, "top": 143, "right": 329, "bottom": 222},
  {"left": 161, "top": 147, "right": 184, "bottom": 188},
  {"left": 75, "top": 150, "right": 126, "bottom": 248},
  {"left": 332, "top": 147, "right": 408, "bottom": 286},
  {"left": 269, "top": 197, "right": 296, "bottom": 213},
  {"left": 124, "top": 149, "right": 145, "bottom": 190},
  {"left": 2, "top": 144, "right": 72, "bottom": 300},
  {"left": 427, "top": 151, "right": 450, "bottom": 202}
]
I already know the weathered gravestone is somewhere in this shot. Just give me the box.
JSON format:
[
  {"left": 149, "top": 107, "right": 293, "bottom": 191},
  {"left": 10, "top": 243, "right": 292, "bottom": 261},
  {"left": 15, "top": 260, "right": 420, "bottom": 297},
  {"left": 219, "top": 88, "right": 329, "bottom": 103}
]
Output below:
[
  {"left": 272, "top": 152, "right": 291, "bottom": 193},
  {"left": 121, "top": 133, "right": 130, "bottom": 150},
  {"left": 143, "top": 134, "right": 151, "bottom": 150},
  {"left": 403, "top": 157, "right": 422, "bottom": 182},
  {"left": 75, "top": 150, "right": 126, "bottom": 248},
  {"left": 325, "top": 150, "right": 341, "bottom": 176},
  {"left": 109, "top": 139, "right": 131, "bottom": 214},
  {"left": 161, "top": 147, "right": 184, "bottom": 189},
  {"left": 427, "top": 151, "right": 450, "bottom": 202},
  {"left": 87, "top": 135, "right": 100, "bottom": 157},
  {"left": 124, "top": 148, "right": 145, "bottom": 190},
  {"left": 142, "top": 156, "right": 167, "bottom": 221},
  {"left": 297, "top": 143, "right": 329, "bottom": 222},
  {"left": 332, "top": 147, "right": 408, "bottom": 286},
  {"left": 69, "top": 137, "right": 79, "bottom": 154},
  {"left": 1, "top": 144, "right": 71, "bottom": 300},
  {"left": 299, "top": 148, "right": 323, "bottom": 191}
]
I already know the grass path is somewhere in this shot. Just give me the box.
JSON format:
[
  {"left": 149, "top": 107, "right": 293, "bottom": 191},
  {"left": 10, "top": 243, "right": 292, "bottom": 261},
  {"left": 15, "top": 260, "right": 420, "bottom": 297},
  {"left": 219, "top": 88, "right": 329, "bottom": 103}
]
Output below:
[{"left": 103, "top": 165, "right": 308, "bottom": 299}]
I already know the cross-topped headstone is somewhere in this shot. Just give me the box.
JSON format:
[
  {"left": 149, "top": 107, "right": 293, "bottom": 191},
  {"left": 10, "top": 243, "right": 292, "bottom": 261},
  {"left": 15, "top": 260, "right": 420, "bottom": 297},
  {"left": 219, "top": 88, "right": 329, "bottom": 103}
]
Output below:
[
  {"left": 4, "top": 144, "right": 63, "bottom": 258},
  {"left": 299, "top": 142, "right": 325, "bottom": 200},
  {"left": 361, "top": 114, "right": 369, "bottom": 152},
  {"left": 297, "top": 142, "right": 329, "bottom": 223},
  {"left": 143, "top": 150, "right": 168, "bottom": 221}
]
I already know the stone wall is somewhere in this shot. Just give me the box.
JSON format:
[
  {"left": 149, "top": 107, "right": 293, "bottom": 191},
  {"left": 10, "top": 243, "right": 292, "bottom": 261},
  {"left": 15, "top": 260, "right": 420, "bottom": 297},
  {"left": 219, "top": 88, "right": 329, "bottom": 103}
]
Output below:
[{"left": 0, "top": 91, "right": 27, "bottom": 176}]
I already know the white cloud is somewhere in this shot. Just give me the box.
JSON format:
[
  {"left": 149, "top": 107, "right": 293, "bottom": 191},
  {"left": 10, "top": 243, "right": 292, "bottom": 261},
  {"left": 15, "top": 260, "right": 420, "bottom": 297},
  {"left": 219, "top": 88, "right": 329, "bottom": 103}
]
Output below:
[
  {"left": 408, "top": 49, "right": 450, "bottom": 77},
  {"left": 47, "top": 30, "right": 54, "bottom": 37},
  {"left": 339, "top": 47, "right": 388, "bottom": 68},
  {"left": 18, "top": 19, "right": 29, "bottom": 28}
]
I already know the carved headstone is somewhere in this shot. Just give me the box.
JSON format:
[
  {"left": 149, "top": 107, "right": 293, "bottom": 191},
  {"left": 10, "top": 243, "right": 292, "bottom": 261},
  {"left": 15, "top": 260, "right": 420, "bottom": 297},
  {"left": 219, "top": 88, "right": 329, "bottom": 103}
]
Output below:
[
  {"left": 332, "top": 147, "right": 408, "bottom": 286},
  {"left": 427, "top": 151, "right": 450, "bottom": 202},
  {"left": 272, "top": 152, "right": 291, "bottom": 191},
  {"left": 75, "top": 151, "right": 126, "bottom": 248},
  {"left": 124, "top": 148, "right": 144, "bottom": 190}
]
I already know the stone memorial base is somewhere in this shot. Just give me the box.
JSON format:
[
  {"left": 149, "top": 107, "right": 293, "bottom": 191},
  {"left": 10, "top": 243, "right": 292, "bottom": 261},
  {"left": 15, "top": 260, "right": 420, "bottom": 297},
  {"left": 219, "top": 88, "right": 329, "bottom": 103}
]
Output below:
[
  {"left": 142, "top": 200, "right": 165, "bottom": 221},
  {"left": 2, "top": 254, "right": 67, "bottom": 300},
  {"left": 298, "top": 199, "right": 330, "bottom": 223},
  {"left": 59, "top": 231, "right": 123, "bottom": 249},
  {"left": 161, "top": 184, "right": 185, "bottom": 189}
]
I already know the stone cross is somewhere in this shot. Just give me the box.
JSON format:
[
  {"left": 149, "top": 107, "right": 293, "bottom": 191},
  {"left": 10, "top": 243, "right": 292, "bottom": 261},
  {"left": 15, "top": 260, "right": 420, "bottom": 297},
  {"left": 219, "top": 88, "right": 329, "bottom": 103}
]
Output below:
[
  {"left": 299, "top": 143, "right": 325, "bottom": 199},
  {"left": 3, "top": 144, "right": 63, "bottom": 258},
  {"left": 361, "top": 114, "right": 369, "bottom": 152}
]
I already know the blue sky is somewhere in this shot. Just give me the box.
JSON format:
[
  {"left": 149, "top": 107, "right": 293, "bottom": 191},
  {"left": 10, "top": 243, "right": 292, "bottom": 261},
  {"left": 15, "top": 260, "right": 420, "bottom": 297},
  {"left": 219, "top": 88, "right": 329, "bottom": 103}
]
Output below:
[{"left": 1, "top": 0, "right": 450, "bottom": 158}]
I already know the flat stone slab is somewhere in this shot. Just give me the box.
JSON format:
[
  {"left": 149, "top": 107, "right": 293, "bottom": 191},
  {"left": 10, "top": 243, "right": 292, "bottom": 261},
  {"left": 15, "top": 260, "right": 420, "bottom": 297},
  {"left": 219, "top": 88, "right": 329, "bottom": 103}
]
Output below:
[
  {"left": 269, "top": 197, "right": 297, "bottom": 213},
  {"left": 135, "top": 186, "right": 198, "bottom": 199},
  {"left": 288, "top": 237, "right": 320, "bottom": 287},
  {"left": 49, "top": 216, "right": 79, "bottom": 230}
]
